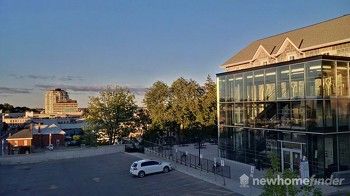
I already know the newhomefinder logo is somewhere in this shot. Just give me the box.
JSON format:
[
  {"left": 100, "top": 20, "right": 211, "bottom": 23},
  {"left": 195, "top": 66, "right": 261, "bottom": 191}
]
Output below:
[{"left": 239, "top": 174, "right": 345, "bottom": 187}]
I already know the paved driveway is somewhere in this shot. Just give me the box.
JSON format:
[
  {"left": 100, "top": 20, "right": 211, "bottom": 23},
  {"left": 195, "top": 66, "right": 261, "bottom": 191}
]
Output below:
[{"left": 0, "top": 152, "right": 236, "bottom": 196}]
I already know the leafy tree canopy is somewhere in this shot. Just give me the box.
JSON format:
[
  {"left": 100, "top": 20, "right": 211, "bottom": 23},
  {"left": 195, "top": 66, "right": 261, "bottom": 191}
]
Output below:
[
  {"left": 85, "top": 85, "right": 137, "bottom": 144},
  {"left": 143, "top": 75, "right": 217, "bottom": 141}
]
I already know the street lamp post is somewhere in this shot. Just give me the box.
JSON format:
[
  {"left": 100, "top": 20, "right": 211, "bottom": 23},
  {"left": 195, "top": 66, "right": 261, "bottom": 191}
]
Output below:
[{"left": 197, "top": 136, "right": 201, "bottom": 166}]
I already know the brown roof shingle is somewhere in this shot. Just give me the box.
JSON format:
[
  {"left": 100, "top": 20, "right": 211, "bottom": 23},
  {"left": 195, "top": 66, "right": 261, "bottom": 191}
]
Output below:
[
  {"left": 223, "top": 14, "right": 350, "bottom": 66},
  {"left": 7, "top": 129, "right": 32, "bottom": 139}
]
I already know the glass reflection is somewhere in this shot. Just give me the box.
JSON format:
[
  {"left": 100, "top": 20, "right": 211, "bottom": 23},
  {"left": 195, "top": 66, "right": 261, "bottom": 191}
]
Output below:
[
  {"left": 244, "top": 72, "right": 254, "bottom": 101},
  {"left": 306, "top": 61, "right": 322, "bottom": 97},
  {"left": 254, "top": 70, "right": 265, "bottom": 101},
  {"left": 336, "top": 61, "right": 349, "bottom": 96},
  {"left": 322, "top": 61, "right": 336, "bottom": 97},
  {"left": 277, "top": 65, "right": 290, "bottom": 99},
  {"left": 234, "top": 74, "right": 243, "bottom": 102},
  {"left": 265, "top": 68, "right": 276, "bottom": 101},
  {"left": 290, "top": 63, "right": 305, "bottom": 98}
]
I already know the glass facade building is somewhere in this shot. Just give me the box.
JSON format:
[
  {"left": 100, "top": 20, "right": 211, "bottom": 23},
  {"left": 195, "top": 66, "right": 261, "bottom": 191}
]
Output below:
[{"left": 217, "top": 56, "right": 350, "bottom": 177}]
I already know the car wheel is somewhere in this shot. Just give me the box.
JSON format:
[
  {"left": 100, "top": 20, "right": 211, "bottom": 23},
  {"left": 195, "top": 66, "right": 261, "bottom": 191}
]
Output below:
[
  {"left": 163, "top": 166, "right": 170, "bottom": 173},
  {"left": 138, "top": 171, "right": 145, "bottom": 178}
]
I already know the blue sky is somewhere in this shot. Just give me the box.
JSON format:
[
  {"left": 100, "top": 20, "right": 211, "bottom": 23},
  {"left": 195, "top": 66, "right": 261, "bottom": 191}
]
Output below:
[{"left": 0, "top": 0, "right": 349, "bottom": 107}]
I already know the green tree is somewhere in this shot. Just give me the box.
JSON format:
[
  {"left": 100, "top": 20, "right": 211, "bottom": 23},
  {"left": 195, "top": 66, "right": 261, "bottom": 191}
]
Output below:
[
  {"left": 0, "top": 103, "right": 14, "bottom": 113},
  {"left": 82, "top": 128, "right": 98, "bottom": 147},
  {"left": 85, "top": 85, "right": 137, "bottom": 145},
  {"left": 196, "top": 75, "right": 217, "bottom": 138},
  {"left": 143, "top": 81, "right": 171, "bottom": 129},
  {"left": 143, "top": 81, "right": 178, "bottom": 142},
  {"left": 169, "top": 78, "right": 204, "bottom": 141},
  {"left": 72, "top": 135, "right": 80, "bottom": 142},
  {"left": 0, "top": 103, "right": 35, "bottom": 113},
  {"left": 262, "top": 153, "right": 299, "bottom": 196},
  {"left": 133, "top": 108, "right": 151, "bottom": 135},
  {"left": 144, "top": 76, "right": 218, "bottom": 143},
  {"left": 262, "top": 153, "right": 324, "bottom": 196}
]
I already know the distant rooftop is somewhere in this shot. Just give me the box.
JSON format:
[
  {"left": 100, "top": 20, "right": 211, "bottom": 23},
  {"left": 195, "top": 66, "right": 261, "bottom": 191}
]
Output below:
[{"left": 7, "top": 129, "right": 32, "bottom": 140}]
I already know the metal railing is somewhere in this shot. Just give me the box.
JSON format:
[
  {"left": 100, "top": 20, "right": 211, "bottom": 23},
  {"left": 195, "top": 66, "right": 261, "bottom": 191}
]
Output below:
[{"left": 142, "top": 141, "right": 231, "bottom": 179}]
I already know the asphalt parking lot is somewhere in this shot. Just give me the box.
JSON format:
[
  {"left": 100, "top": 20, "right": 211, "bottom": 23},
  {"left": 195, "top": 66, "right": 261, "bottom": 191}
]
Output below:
[{"left": 0, "top": 152, "right": 236, "bottom": 196}]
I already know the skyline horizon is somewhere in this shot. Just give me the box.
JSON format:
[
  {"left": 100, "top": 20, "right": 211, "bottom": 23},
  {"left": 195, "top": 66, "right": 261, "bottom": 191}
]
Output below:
[{"left": 1, "top": 77, "right": 213, "bottom": 108}]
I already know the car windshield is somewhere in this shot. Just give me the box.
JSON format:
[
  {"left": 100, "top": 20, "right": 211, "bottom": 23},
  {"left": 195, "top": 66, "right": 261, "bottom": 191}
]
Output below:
[{"left": 132, "top": 163, "right": 137, "bottom": 167}]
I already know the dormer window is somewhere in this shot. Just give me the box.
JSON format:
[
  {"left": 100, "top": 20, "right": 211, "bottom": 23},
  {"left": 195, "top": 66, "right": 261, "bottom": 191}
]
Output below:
[
  {"left": 289, "top": 56, "right": 295, "bottom": 60},
  {"left": 263, "top": 61, "right": 268, "bottom": 65}
]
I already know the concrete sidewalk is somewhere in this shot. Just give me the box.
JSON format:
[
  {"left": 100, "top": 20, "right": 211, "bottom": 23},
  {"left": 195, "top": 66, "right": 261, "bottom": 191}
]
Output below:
[
  {"left": 174, "top": 143, "right": 266, "bottom": 180},
  {"left": 128, "top": 150, "right": 262, "bottom": 196},
  {"left": 0, "top": 145, "right": 124, "bottom": 165}
]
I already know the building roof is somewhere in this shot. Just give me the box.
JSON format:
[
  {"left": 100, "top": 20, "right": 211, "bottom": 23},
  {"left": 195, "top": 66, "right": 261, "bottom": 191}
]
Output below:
[
  {"left": 222, "top": 14, "right": 350, "bottom": 67},
  {"left": 7, "top": 129, "right": 32, "bottom": 140},
  {"left": 59, "top": 122, "right": 85, "bottom": 130},
  {"left": 33, "top": 124, "right": 66, "bottom": 135},
  {"left": 31, "top": 118, "right": 85, "bottom": 130}
]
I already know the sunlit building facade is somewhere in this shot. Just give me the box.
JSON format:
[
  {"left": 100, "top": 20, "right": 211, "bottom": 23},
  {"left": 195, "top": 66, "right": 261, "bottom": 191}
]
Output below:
[
  {"left": 217, "top": 15, "right": 350, "bottom": 177},
  {"left": 45, "top": 89, "right": 78, "bottom": 114}
]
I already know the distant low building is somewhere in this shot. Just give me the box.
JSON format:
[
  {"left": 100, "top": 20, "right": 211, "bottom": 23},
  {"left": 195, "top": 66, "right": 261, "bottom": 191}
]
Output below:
[
  {"left": 6, "top": 129, "right": 32, "bottom": 154},
  {"left": 32, "top": 117, "right": 85, "bottom": 137},
  {"left": 2, "top": 113, "right": 30, "bottom": 126},
  {"left": 32, "top": 124, "right": 66, "bottom": 148}
]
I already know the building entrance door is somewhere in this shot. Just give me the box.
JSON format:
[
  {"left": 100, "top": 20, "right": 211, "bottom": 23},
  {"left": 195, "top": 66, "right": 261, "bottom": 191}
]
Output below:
[
  {"left": 280, "top": 141, "right": 303, "bottom": 172},
  {"left": 282, "top": 149, "right": 301, "bottom": 172}
]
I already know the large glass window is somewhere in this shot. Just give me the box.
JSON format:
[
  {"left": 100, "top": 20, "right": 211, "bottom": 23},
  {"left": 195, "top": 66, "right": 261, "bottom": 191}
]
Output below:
[
  {"left": 277, "top": 65, "right": 290, "bottom": 99},
  {"left": 219, "top": 103, "right": 227, "bottom": 125},
  {"left": 322, "top": 61, "right": 336, "bottom": 97},
  {"left": 338, "top": 98, "right": 350, "bottom": 132},
  {"left": 234, "top": 74, "right": 243, "bottom": 102},
  {"left": 290, "top": 63, "right": 305, "bottom": 98},
  {"left": 227, "top": 127, "right": 235, "bottom": 149},
  {"left": 254, "top": 70, "right": 265, "bottom": 101},
  {"left": 255, "top": 103, "right": 266, "bottom": 127},
  {"left": 233, "top": 103, "right": 244, "bottom": 125},
  {"left": 324, "top": 99, "right": 336, "bottom": 132},
  {"left": 277, "top": 101, "right": 290, "bottom": 129},
  {"left": 324, "top": 136, "right": 337, "bottom": 175},
  {"left": 307, "top": 134, "right": 325, "bottom": 177},
  {"left": 244, "top": 103, "right": 256, "bottom": 127},
  {"left": 218, "top": 76, "right": 226, "bottom": 102},
  {"left": 336, "top": 61, "right": 349, "bottom": 97},
  {"left": 227, "top": 75, "right": 235, "bottom": 102},
  {"left": 226, "top": 104, "right": 233, "bottom": 126},
  {"left": 265, "top": 68, "right": 276, "bottom": 101},
  {"left": 338, "top": 134, "right": 350, "bottom": 171},
  {"left": 219, "top": 126, "right": 228, "bottom": 146},
  {"left": 306, "top": 100, "right": 323, "bottom": 131},
  {"left": 306, "top": 61, "right": 322, "bottom": 97},
  {"left": 290, "top": 101, "right": 305, "bottom": 128},
  {"left": 244, "top": 72, "right": 254, "bottom": 101}
]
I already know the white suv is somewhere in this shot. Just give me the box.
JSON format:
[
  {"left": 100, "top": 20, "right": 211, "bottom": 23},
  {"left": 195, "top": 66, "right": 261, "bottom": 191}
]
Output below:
[{"left": 130, "top": 159, "right": 172, "bottom": 178}]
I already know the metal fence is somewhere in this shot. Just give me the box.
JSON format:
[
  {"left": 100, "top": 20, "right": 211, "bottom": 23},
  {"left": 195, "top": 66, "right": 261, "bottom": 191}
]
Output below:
[{"left": 142, "top": 141, "right": 231, "bottom": 179}]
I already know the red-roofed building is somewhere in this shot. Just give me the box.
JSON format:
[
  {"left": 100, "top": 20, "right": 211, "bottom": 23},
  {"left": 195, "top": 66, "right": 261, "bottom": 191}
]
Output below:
[{"left": 6, "top": 129, "right": 32, "bottom": 154}]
